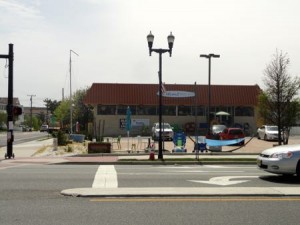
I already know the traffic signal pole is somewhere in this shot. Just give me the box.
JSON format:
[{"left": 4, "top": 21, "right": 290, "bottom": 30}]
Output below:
[{"left": 0, "top": 44, "right": 14, "bottom": 159}]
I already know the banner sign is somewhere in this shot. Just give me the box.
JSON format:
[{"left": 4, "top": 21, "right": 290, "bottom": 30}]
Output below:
[
  {"left": 205, "top": 138, "right": 245, "bottom": 146},
  {"left": 157, "top": 90, "right": 195, "bottom": 98},
  {"left": 132, "top": 119, "right": 150, "bottom": 127}
]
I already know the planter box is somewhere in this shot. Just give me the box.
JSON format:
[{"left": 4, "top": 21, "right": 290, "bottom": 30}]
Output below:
[{"left": 88, "top": 142, "right": 111, "bottom": 153}]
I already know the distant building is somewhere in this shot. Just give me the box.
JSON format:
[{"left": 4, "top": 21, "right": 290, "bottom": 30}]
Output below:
[
  {"left": 23, "top": 107, "right": 48, "bottom": 117},
  {"left": 22, "top": 106, "right": 48, "bottom": 126},
  {"left": 84, "top": 83, "right": 261, "bottom": 136},
  {"left": 0, "top": 97, "right": 21, "bottom": 112},
  {"left": 0, "top": 97, "right": 48, "bottom": 125},
  {"left": 0, "top": 97, "right": 22, "bottom": 127}
]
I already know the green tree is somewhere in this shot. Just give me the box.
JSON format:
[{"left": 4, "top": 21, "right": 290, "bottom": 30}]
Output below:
[
  {"left": 36, "top": 111, "right": 46, "bottom": 124},
  {"left": 0, "top": 112, "right": 7, "bottom": 130},
  {"left": 54, "top": 99, "right": 70, "bottom": 130},
  {"left": 259, "top": 50, "right": 300, "bottom": 145},
  {"left": 53, "top": 87, "right": 93, "bottom": 133},
  {"left": 72, "top": 87, "right": 94, "bottom": 133},
  {"left": 44, "top": 98, "right": 61, "bottom": 114},
  {"left": 24, "top": 114, "right": 41, "bottom": 131}
]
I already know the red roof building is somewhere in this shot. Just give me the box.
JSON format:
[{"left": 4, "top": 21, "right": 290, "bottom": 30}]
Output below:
[{"left": 84, "top": 83, "right": 261, "bottom": 137}]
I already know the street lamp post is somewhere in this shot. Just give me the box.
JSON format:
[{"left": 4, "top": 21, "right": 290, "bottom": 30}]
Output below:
[
  {"left": 147, "top": 31, "right": 175, "bottom": 160},
  {"left": 200, "top": 54, "right": 220, "bottom": 133}
]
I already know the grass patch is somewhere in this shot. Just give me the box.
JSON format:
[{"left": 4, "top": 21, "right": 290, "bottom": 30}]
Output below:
[
  {"left": 32, "top": 146, "right": 49, "bottom": 156},
  {"left": 37, "top": 136, "right": 52, "bottom": 142},
  {"left": 65, "top": 145, "right": 73, "bottom": 153}
]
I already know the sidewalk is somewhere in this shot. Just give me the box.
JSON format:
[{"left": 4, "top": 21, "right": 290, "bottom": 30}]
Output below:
[{"left": 1, "top": 135, "right": 299, "bottom": 165}]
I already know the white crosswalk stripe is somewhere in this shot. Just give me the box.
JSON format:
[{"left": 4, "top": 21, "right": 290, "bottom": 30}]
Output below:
[{"left": 92, "top": 165, "right": 118, "bottom": 188}]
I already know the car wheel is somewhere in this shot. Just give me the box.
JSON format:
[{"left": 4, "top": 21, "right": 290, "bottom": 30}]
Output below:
[
  {"left": 296, "top": 161, "right": 300, "bottom": 176},
  {"left": 257, "top": 133, "right": 260, "bottom": 139},
  {"left": 264, "top": 134, "right": 268, "bottom": 141}
]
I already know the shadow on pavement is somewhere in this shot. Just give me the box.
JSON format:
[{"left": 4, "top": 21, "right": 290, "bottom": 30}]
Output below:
[{"left": 259, "top": 175, "right": 300, "bottom": 184}]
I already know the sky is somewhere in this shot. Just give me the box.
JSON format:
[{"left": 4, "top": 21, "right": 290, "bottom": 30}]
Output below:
[{"left": 0, "top": 0, "right": 300, "bottom": 107}]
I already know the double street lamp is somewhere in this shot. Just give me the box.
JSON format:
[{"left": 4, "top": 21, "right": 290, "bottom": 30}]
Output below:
[
  {"left": 200, "top": 54, "right": 220, "bottom": 133},
  {"left": 147, "top": 31, "right": 175, "bottom": 160}
]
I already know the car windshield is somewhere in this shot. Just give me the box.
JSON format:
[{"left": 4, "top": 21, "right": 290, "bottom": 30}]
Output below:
[
  {"left": 267, "top": 126, "right": 278, "bottom": 131},
  {"left": 156, "top": 124, "right": 171, "bottom": 129}
]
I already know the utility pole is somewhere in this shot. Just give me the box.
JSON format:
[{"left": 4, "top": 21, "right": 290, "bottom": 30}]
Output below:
[
  {"left": 0, "top": 44, "right": 14, "bottom": 159},
  {"left": 69, "top": 50, "right": 79, "bottom": 134},
  {"left": 28, "top": 94, "right": 36, "bottom": 129}
]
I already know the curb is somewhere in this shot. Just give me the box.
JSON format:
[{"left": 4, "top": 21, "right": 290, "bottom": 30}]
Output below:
[
  {"left": 61, "top": 187, "right": 300, "bottom": 198},
  {"left": 55, "top": 160, "right": 257, "bottom": 165}
]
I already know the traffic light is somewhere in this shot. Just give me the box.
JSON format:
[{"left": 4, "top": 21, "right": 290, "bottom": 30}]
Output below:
[{"left": 13, "top": 106, "right": 22, "bottom": 116}]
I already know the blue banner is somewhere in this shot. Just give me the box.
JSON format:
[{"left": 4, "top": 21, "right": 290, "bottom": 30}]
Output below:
[{"left": 205, "top": 138, "right": 245, "bottom": 146}]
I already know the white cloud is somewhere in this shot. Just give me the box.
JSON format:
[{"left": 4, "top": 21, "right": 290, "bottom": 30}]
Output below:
[{"left": 0, "top": 0, "right": 41, "bottom": 18}]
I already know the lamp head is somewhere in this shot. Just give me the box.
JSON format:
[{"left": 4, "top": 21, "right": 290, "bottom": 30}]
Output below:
[
  {"left": 167, "top": 32, "right": 175, "bottom": 56},
  {"left": 147, "top": 31, "right": 154, "bottom": 56}
]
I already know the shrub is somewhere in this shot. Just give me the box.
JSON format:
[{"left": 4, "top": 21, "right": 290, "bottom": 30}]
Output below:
[{"left": 52, "top": 130, "right": 68, "bottom": 146}]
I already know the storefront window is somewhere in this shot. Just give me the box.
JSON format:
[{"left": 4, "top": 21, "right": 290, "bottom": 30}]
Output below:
[
  {"left": 117, "top": 105, "right": 136, "bottom": 115},
  {"left": 136, "top": 105, "right": 156, "bottom": 115},
  {"left": 235, "top": 106, "right": 254, "bottom": 116},
  {"left": 162, "top": 106, "right": 176, "bottom": 116},
  {"left": 178, "top": 105, "right": 192, "bottom": 116},
  {"left": 97, "top": 105, "right": 116, "bottom": 115},
  {"left": 192, "top": 106, "right": 205, "bottom": 116}
]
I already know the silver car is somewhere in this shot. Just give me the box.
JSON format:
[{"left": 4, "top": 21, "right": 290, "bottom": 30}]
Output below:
[
  {"left": 257, "top": 125, "right": 279, "bottom": 141},
  {"left": 257, "top": 144, "right": 300, "bottom": 176},
  {"left": 151, "top": 122, "right": 174, "bottom": 141}
]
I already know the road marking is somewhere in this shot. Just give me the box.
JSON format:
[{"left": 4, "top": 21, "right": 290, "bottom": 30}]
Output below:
[
  {"left": 92, "top": 165, "right": 118, "bottom": 188},
  {"left": 189, "top": 176, "right": 259, "bottom": 186},
  {"left": 90, "top": 197, "right": 300, "bottom": 202}
]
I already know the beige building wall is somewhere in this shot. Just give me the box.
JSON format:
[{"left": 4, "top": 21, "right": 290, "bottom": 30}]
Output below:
[{"left": 93, "top": 112, "right": 257, "bottom": 137}]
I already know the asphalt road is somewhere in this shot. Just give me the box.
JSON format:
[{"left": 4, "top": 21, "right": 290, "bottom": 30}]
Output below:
[
  {"left": 117, "top": 165, "right": 300, "bottom": 187},
  {"left": 0, "top": 131, "right": 49, "bottom": 147},
  {"left": 1, "top": 164, "right": 300, "bottom": 225}
]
